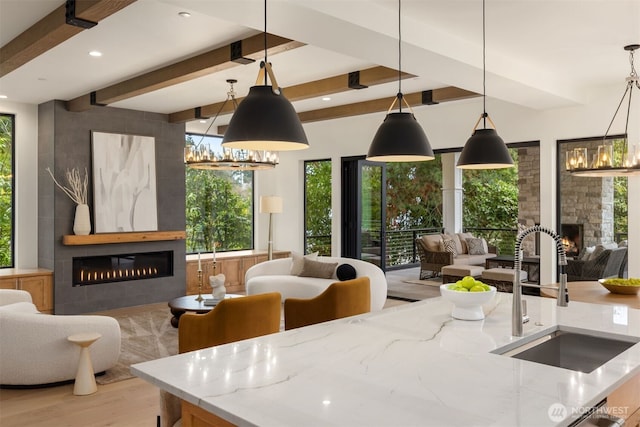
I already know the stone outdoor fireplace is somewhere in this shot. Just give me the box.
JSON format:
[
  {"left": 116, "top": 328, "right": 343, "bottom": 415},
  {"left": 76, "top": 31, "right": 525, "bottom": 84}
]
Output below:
[
  {"left": 561, "top": 224, "right": 583, "bottom": 257},
  {"left": 72, "top": 250, "right": 173, "bottom": 286}
]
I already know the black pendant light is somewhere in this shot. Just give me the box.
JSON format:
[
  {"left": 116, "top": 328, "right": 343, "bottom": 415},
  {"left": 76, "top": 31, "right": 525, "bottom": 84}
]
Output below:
[
  {"left": 457, "top": 0, "right": 513, "bottom": 169},
  {"left": 221, "top": 0, "right": 308, "bottom": 151},
  {"left": 366, "top": 0, "right": 434, "bottom": 162}
]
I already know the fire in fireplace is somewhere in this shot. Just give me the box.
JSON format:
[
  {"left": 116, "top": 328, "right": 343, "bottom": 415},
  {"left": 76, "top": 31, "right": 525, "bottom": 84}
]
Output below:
[
  {"left": 73, "top": 251, "right": 173, "bottom": 286},
  {"left": 561, "top": 224, "right": 583, "bottom": 257}
]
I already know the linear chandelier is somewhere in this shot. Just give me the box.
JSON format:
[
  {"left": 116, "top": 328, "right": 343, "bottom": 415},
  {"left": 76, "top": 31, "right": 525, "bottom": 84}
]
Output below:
[
  {"left": 566, "top": 44, "right": 640, "bottom": 177},
  {"left": 184, "top": 79, "right": 278, "bottom": 170}
]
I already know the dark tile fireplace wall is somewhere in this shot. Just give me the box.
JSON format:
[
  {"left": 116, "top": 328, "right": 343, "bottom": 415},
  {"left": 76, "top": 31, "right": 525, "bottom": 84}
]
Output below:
[{"left": 38, "top": 100, "right": 186, "bottom": 314}]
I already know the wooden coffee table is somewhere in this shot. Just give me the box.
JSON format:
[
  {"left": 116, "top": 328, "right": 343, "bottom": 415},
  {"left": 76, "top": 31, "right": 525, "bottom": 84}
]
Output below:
[{"left": 168, "top": 294, "right": 242, "bottom": 327}]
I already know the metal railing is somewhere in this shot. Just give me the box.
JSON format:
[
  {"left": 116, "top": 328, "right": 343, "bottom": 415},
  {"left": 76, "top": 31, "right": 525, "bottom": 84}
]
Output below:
[
  {"left": 386, "top": 227, "right": 444, "bottom": 268},
  {"left": 307, "top": 226, "right": 627, "bottom": 270}
]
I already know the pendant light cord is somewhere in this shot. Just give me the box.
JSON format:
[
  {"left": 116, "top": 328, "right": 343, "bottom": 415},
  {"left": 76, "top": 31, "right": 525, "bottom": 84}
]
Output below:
[
  {"left": 398, "top": 0, "right": 402, "bottom": 112},
  {"left": 264, "top": 0, "right": 268, "bottom": 86},
  {"left": 482, "top": 0, "right": 487, "bottom": 128}
]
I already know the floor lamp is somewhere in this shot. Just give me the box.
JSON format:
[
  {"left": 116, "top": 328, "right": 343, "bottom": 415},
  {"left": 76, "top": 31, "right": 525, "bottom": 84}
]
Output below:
[{"left": 259, "top": 196, "right": 282, "bottom": 260}]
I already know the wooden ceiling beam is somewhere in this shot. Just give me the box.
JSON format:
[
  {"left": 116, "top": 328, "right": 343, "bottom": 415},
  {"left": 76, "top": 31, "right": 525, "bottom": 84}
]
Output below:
[
  {"left": 216, "top": 87, "right": 479, "bottom": 133},
  {"left": 0, "top": 0, "right": 137, "bottom": 78},
  {"left": 66, "top": 33, "right": 303, "bottom": 112},
  {"left": 298, "top": 87, "right": 479, "bottom": 123},
  {"left": 169, "top": 66, "right": 413, "bottom": 124}
]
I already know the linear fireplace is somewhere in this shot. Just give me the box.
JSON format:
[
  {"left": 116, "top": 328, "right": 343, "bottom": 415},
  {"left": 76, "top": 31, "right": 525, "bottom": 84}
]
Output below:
[{"left": 73, "top": 251, "right": 173, "bottom": 286}]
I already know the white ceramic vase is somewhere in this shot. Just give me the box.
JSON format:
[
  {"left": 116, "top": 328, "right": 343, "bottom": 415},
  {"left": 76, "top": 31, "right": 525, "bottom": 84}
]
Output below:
[{"left": 73, "top": 203, "right": 91, "bottom": 235}]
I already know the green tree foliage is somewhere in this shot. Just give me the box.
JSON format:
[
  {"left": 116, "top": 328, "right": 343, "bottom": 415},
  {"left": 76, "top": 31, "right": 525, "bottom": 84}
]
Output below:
[
  {"left": 386, "top": 156, "right": 443, "bottom": 230},
  {"left": 186, "top": 167, "right": 253, "bottom": 253},
  {"left": 184, "top": 135, "right": 253, "bottom": 253},
  {"left": 612, "top": 139, "right": 629, "bottom": 239},
  {"left": 304, "top": 160, "right": 332, "bottom": 255},
  {"left": 0, "top": 115, "right": 13, "bottom": 267},
  {"left": 462, "top": 149, "right": 519, "bottom": 254},
  {"left": 614, "top": 177, "right": 628, "bottom": 239}
]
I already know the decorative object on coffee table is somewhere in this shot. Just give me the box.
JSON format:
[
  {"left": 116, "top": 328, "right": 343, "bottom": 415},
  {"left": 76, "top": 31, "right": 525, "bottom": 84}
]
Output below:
[{"left": 210, "top": 273, "right": 226, "bottom": 299}]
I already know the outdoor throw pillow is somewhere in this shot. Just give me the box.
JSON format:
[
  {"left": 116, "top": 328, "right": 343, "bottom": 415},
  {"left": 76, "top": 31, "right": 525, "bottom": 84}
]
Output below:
[
  {"left": 466, "top": 237, "right": 487, "bottom": 255},
  {"left": 336, "top": 263, "right": 357, "bottom": 281},
  {"left": 298, "top": 258, "right": 338, "bottom": 279},
  {"left": 440, "top": 236, "right": 458, "bottom": 256},
  {"left": 290, "top": 251, "right": 319, "bottom": 275}
]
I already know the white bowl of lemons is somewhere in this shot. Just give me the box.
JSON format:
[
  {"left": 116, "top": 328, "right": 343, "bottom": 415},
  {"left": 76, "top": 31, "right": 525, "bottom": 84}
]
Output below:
[{"left": 440, "top": 276, "right": 496, "bottom": 320}]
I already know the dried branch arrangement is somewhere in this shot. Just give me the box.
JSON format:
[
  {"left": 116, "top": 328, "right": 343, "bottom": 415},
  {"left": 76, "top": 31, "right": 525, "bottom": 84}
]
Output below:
[{"left": 46, "top": 167, "right": 88, "bottom": 205}]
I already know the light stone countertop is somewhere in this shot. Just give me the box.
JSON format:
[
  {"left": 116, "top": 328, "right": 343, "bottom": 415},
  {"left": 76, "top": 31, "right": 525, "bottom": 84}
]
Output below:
[{"left": 132, "top": 293, "right": 640, "bottom": 426}]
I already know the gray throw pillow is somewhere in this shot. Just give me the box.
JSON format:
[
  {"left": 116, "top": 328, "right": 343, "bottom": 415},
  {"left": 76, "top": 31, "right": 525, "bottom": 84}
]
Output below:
[
  {"left": 298, "top": 259, "right": 338, "bottom": 279},
  {"left": 466, "top": 238, "right": 487, "bottom": 255},
  {"left": 290, "top": 251, "right": 318, "bottom": 275}
]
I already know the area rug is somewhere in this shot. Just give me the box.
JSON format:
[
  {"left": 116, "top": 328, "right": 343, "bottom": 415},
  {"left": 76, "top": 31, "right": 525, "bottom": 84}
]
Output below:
[{"left": 96, "top": 304, "right": 178, "bottom": 385}]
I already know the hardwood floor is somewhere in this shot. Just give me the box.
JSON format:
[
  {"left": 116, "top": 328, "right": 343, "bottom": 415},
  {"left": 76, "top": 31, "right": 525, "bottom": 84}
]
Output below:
[
  {"left": 0, "top": 377, "right": 159, "bottom": 427},
  {"left": 0, "top": 279, "right": 413, "bottom": 427}
]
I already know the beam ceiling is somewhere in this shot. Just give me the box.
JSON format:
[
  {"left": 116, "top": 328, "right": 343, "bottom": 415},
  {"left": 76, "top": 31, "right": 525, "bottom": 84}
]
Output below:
[
  {"left": 66, "top": 33, "right": 304, "bottom": 112},
  {"left": 170, "top": 66, "right": 413, "bottom": 124},
  {"left": 217, "top": 87, "right": 479, "bottom": 134},
  {"left": 0, "top": 0, "right": 137, "bottom": 78}
]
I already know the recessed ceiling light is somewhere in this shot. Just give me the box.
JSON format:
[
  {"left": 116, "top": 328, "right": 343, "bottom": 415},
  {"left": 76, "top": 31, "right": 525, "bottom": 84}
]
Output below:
[
  {"left": 178, "top": 11, "right": 191, "bottom": 18},
  {"left": 89, "top": 50, "right": 102, "bottom": 57},
  {"left": 0, "top": 95, "right": 7, "bottom": 99},
  {"left": 322, "top": 97, "right": 331, "bottom": 101}
]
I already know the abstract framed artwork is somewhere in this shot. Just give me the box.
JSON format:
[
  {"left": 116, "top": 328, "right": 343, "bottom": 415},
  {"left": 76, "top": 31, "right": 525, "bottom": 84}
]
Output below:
[{"left": 91, "top": 131, "right": 158, "bottom": 233}]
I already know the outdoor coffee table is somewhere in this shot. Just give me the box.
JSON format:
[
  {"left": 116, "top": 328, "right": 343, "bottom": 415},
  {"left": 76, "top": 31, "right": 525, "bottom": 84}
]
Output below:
[
  {"left": 485, "top": 255, "right": 540, "bottom": 284},
  {"left": 168, "top": 294, "right": 242, "bottom": 327}
]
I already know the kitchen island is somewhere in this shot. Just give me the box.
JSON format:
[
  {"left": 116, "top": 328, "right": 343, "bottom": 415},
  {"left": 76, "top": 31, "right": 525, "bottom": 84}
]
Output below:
[{"left": 132, "top": 293, "right": 640, "bottom": 426}]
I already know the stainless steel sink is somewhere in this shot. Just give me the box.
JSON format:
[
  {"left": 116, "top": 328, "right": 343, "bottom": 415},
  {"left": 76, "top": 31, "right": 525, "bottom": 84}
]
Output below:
[{"left": 494, "top": 327, "right": 639, "bottom": 373}]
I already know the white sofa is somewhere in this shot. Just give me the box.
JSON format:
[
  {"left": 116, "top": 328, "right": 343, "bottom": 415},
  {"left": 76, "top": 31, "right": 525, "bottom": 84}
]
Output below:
[
  {"left": 0, "top": 289, "right": 121, "bottom": 386},
  {"left": 245, "top": 256, "right": 388, "bottom": 311}
]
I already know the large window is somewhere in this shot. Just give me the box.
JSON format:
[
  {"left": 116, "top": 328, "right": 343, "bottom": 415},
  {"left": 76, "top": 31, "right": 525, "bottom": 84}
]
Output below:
[
  {"left": 0, "top": 114, "right": 14, "bottom": 268},
  {"left": 185, "top": 134, "right": 253, "bottom": 254},
  {"left": 304, "top": 159, "right": 331, "bottom": 255}
]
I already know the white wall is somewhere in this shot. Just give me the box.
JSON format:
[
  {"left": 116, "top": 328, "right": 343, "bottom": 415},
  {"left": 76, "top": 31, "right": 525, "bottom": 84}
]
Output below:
[
  {"left": 0, "top": 100, "right": 39, "bottom": 268},
  {"left": 262, "top": 83, "right": 639, "bottom": 284}
]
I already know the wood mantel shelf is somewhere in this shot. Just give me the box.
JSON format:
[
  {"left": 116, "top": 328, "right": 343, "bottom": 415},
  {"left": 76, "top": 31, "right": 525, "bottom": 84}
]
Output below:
[{"left": 62, "top": 231, "right": 186, "bottom": 246}]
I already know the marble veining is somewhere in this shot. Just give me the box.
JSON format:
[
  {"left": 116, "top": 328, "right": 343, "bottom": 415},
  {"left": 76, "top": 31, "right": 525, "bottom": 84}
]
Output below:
[{"left": 132, "top": 293, "right": 640, "bottom": 426}]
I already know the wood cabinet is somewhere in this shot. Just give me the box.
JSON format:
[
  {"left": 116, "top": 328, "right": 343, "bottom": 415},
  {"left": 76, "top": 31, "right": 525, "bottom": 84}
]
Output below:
[
  {"left": 0, "top": 268, "right": 54, "bottom": 313},
  {"left": 185, "top": 250, "right": 289, "bottom": 295},
  {"left": 608, "top": 372, "right": 640, "bottom": 425}
]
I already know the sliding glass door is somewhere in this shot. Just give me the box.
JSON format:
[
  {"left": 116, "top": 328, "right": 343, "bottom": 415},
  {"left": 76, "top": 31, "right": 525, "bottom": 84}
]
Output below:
[{"left": 342, "top": 157, "right": 386, "bottom": 270}]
